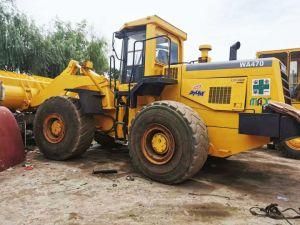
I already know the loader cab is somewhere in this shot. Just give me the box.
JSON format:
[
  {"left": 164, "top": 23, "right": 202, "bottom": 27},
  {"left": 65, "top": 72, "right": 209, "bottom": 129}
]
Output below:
[{"left": 113, "top": 15, "right": 187, "bottom": 85}]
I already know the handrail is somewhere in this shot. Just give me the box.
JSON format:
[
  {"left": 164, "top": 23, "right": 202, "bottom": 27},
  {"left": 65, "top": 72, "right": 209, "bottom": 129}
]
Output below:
[{"left": 109, "top": 55, "right": 116, "bottom": 90}]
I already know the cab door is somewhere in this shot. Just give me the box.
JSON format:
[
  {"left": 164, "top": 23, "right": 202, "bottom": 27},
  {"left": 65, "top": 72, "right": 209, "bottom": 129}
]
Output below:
[{"left": 120, "top": 28, "right": 146, "bottom": 85}]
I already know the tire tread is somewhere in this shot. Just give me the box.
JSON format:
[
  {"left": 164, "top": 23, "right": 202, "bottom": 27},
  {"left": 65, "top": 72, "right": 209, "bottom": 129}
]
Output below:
[{"left": 129, "top": 100, "right": 209, "bottom": 184}]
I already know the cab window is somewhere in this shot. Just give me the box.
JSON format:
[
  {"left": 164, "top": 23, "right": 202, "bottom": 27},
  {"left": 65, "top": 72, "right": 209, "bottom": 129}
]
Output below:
[
  {"left": 156, "top": 37, "right": 178, "bottom": 64},
  {"left": 121, "top": 29, "right": 146, "bottom": 83},
  {"left": 126, "top": 31, "right": 145, "bottom": 67}
]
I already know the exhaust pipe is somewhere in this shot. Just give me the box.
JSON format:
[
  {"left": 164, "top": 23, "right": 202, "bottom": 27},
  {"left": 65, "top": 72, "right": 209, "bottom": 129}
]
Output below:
[{"left": 229, "top": 41, "right": 241, "bottom": 61}]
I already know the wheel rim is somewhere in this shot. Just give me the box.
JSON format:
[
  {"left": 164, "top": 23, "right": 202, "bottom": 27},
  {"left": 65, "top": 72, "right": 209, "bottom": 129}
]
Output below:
[
  {"left": 43, "top": 113, "right": 65, "bottom": 143},
  {"left": 141, "top": 124, "right": 175, "bottom": 165},
  {"left": 285, "top": 137, "right": 300, "bottom": 151}
]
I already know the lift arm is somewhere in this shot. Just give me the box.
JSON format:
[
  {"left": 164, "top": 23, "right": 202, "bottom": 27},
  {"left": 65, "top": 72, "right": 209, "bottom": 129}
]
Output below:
[{"left": 30, "top": 60, "right": 110, "bottom": 108}]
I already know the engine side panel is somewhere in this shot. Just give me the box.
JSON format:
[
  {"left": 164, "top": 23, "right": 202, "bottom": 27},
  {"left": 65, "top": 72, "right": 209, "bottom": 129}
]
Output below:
[
  {"left": 181, "top": 77, "right": 247, "bottom": 111},
  {"left": 177, "top": 58, "right": 285, "bottom": 157}
]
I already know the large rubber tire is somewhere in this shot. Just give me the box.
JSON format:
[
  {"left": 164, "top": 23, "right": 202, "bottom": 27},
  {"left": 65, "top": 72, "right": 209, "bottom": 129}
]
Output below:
[
  {"left": 279, "top": 138, "right": 300, "bottom": 159},
  {"left": 33, "top": 96, "right": 95, "bottom": 160},
  {"left": 129, "top": 101, "right": 209, "bottom": 184}
]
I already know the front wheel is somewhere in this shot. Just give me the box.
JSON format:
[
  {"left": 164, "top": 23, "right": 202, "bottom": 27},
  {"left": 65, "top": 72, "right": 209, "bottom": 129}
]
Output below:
[
  {"left": 129, "top": 101, "right": 209, "bottom": 184},
  {"left": 33, "top": 96, "right": 95, "bottom": 160},
  {"left": 279, "top": 137, "right": 300, "bottom": 159}
]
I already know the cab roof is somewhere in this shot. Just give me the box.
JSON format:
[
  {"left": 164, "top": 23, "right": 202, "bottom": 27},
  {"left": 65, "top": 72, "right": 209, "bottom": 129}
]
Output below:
[{"left": 120, "top": 15, "right": 187, "bottom": 41}]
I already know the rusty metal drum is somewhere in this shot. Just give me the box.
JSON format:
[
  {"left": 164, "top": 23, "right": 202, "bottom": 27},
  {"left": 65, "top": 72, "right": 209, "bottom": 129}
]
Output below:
[{"left": 0, "top": 106, "right": 24, "bottom": 171}]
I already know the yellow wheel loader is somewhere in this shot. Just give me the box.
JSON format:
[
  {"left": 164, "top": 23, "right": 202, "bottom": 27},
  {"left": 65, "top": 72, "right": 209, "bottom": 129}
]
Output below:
[
  {"left": 257, "top": 48, "right": 300, "bottom": 159},
  {"left": 1, "top": 15, "right": 300, "bottom": 184},
  {"left": 0, "top": 71, "right": 52, "bottom": 145}
]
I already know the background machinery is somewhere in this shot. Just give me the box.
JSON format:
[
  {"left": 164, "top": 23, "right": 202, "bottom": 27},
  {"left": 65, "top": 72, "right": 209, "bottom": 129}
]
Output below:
[
  {"left": 257, "top": 48, "right": 300, "bottom": 106},
  {"left": 257, "top": 48, "right": 300, "bottom": 158},
  {"left": 0, "top": 70, "right": 52, "bottom": 144},
  {"left": 1, "top": 15, "right": 300, "bottom": 183}
]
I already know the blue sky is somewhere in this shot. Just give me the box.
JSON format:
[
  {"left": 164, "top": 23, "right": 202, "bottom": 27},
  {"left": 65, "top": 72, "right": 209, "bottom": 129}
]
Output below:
[{"left": 15, "top": 0, "right": 300, "bottom": 61}]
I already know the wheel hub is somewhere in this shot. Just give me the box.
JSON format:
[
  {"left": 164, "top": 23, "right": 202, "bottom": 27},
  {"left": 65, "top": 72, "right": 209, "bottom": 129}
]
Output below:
[
  {"left": 151, "top": 133, "right": 168, "bottom": 154},
  {"left": 50, "top": 120, "right": 63, "bottom": 136},
  {"left": 141, "top": 124, "right": 175, "bottom": 165},
  {"left": 286, "top": 138, "right": 300, "bottom": 151},
  {"left": 43, "top": 114, "right": 65, "bottom": 143}
]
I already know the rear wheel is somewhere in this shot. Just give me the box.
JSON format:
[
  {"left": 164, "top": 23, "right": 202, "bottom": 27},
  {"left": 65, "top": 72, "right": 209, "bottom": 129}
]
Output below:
[
  {"left": 129, "top": 101, "right": 209, "bottom": 184},
  {"left": 34, "top": 96, "right": 95, "bottom": 160},
  {"left": 280, "top": 137, "right": 300, "bottom": 159}
]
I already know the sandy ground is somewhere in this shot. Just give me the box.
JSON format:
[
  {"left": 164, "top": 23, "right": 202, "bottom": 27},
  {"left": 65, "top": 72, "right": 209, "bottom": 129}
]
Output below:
[{"left": 1, "top": 145, "right": 300, "bottom": 225}]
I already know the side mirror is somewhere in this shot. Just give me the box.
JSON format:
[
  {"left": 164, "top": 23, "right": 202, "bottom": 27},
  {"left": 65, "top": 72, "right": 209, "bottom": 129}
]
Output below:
[{"left": 115, "top": 31, "right": 126, "bottom": 39}]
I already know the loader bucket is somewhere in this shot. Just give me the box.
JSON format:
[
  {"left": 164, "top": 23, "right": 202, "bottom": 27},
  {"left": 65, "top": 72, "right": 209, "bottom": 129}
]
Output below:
[{"left": 0, "top": 106, "right": 25, "bottom": 171}]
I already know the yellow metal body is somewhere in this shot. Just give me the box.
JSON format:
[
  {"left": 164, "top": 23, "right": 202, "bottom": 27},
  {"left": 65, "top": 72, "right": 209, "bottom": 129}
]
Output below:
[
  {"left": 0, "top": 16, "right": 295, "bottom": 158},
  {"left": 117, "top": 16, "right": 287, "bottom": 157},
  {"left": 122, "top": 58, "right": 284, "bottom": 157},
  {"left": 166, "top": 61, "right": 283, "bottom": 157},
  {"left": 0, "top": 70, "right": 52, "bottom": 110},
  {"left": 0, "top": 61, "right": 114, "bottom": 111},
  {"left": 30, "top": 60, "right": 114, "bottom": 109}
]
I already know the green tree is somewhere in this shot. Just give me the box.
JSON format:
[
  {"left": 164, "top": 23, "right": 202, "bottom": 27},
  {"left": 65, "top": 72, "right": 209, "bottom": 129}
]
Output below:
[
  {"left": 44, "top": 20, "right": 108, "bottom": 76},
  {"left": 0, "top": 0, "right": 44, "bottom": 72},
  {"left": 0, "top": 0, "right": 108, "bottom": 77}
]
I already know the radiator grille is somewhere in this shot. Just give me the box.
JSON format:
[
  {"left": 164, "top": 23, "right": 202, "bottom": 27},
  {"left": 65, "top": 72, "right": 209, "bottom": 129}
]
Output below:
[
  {"left": 164, "top": 67, "right": 178, "bottom": 79},
  {"left": 208, "top": 86, "right": 232, "bottom": 104}
]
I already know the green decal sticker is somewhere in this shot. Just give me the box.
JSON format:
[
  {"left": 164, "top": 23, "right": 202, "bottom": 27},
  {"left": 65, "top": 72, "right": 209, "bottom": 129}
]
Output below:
[
  {"left": 250, "top": 97, "right": 271, "bottom": 106},
  {"left": 252, "top": 79, "right": 270, "bottom": 96}
]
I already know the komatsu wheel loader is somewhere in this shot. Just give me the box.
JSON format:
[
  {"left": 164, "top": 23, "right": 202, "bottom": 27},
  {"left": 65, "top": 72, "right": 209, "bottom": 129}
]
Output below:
[
  {"left": 257, "top": 48, "right": 300, "bottom": 159},
  {"left": 1, "top": 15, "right": 300, "bottom": 184}
]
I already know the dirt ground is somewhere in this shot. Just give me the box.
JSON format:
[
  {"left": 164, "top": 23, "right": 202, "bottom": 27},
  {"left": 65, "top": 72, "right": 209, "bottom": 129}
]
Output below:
[{"left": 1, "top": 145, "right": 300, "bottom": 225}]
